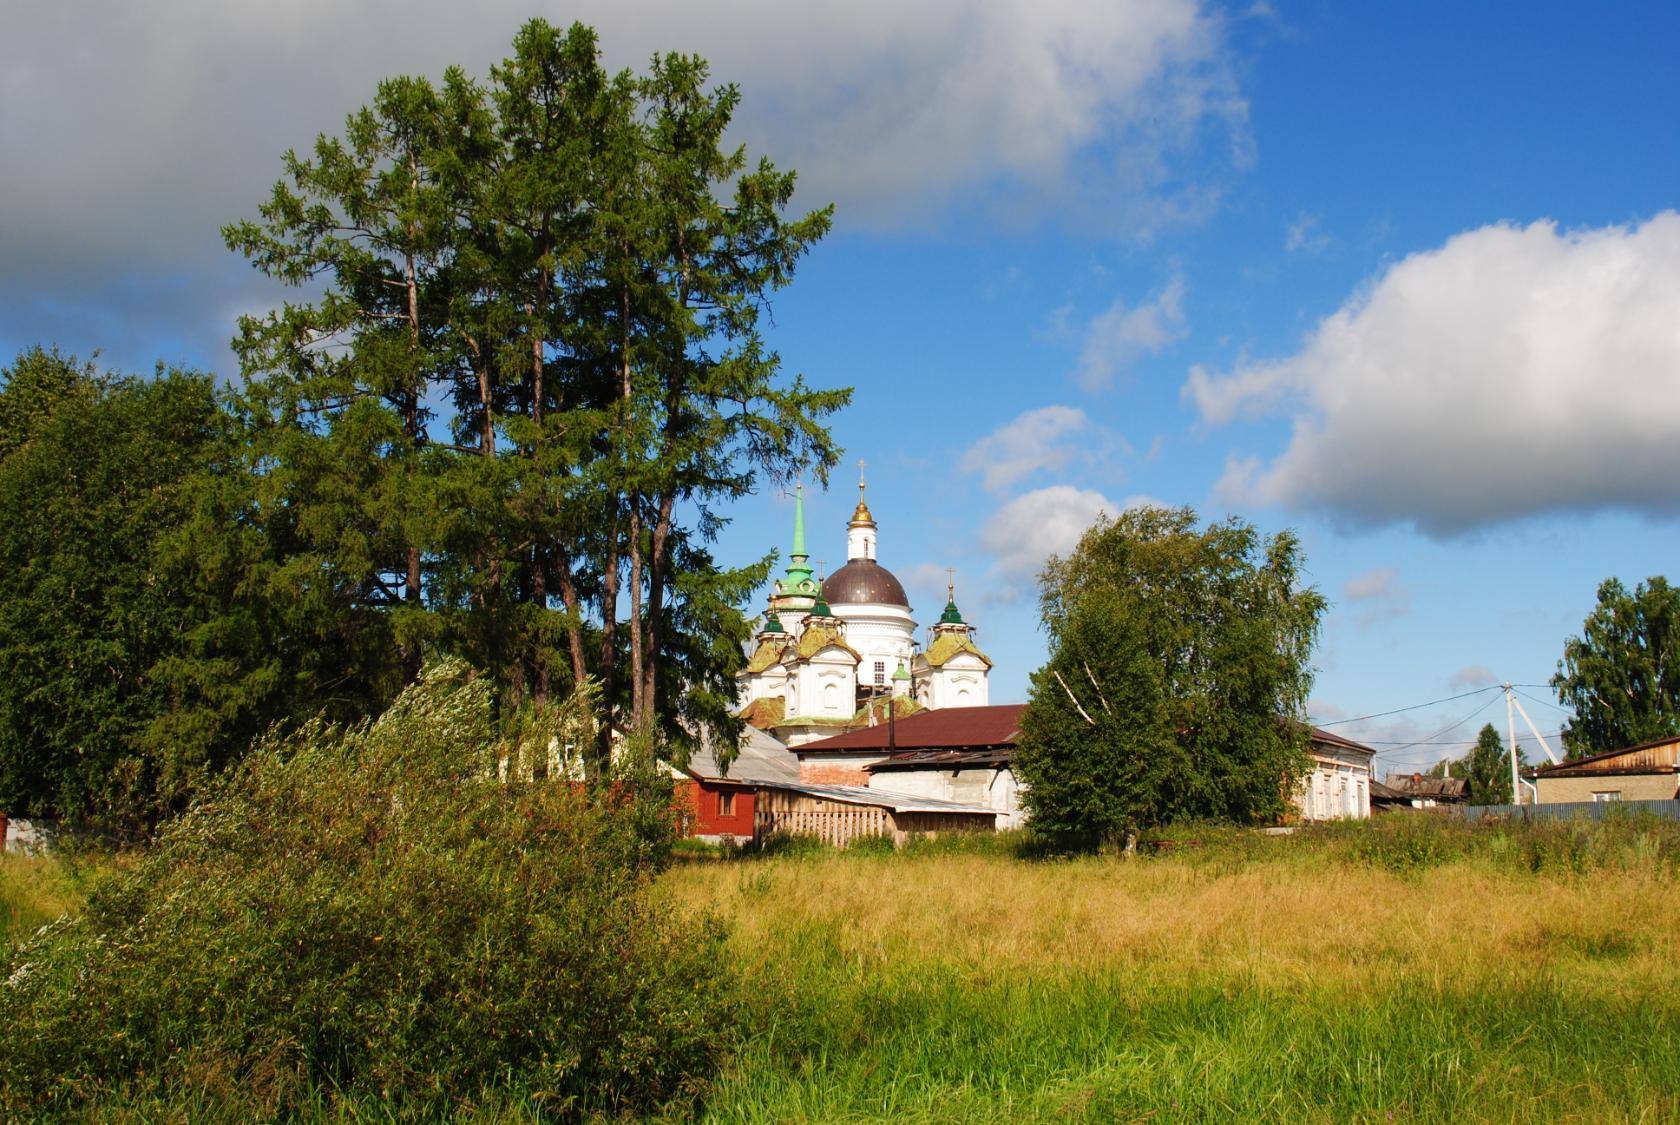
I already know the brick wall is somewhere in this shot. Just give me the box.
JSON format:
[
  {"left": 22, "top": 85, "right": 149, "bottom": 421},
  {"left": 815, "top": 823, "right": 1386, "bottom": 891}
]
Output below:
[{"left": 800, "top": 762, "right": 871, "bottom": 786}]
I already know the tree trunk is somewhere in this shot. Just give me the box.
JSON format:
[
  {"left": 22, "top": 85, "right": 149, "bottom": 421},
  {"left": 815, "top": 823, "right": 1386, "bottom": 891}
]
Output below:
[
  {"left": 401, "top": 239, "right": 425, "bottom": 684},
  {"left": 640, "top": 487, "right": 676, "bottom": 737}
]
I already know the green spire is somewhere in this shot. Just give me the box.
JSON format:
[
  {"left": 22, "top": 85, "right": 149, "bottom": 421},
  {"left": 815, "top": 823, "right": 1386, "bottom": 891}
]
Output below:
[
  {"left": 792, "top": 482, "right": 807, "bottom": 558},
  {"left": 892, "top": 660, "right": 910, "bottom": 682},
  {"left": 762, "top": 610, "right": 785, "bottom": 634},
  {"left": 783, "top": 482, "right": 814, "bottom": 586},
  {"left": 938, "top": 572, "right": 964, "bottom": 625}
]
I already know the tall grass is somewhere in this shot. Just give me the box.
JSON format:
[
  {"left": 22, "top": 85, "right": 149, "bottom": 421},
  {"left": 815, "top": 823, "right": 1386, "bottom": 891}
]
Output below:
[
  {"left": 667, "top": 814, "right": 1680, "bottom": 1122},
  {"left": 0, "top": 853, "right": 83, "bottom": 946},
  {"left": 6, "top": 813, "right": 1679, "bottom": 1120}
]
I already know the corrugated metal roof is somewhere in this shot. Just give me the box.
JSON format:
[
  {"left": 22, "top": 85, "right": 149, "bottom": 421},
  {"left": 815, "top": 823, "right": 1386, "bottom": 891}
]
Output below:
[
  {"left": 798, "top": 703, "right": 1028, "bottom": 753},
  {"left": 757, "top": 779, "right": 1002, "bottom": 816},
  {"left": 683, "top": 726, "right": 802, "bottom": 785}
]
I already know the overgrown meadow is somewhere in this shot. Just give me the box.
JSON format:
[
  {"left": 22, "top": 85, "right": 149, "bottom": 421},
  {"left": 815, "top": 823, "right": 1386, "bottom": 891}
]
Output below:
[{"left": 7, "top": 812, "right": 1680, "bottom": 1121}]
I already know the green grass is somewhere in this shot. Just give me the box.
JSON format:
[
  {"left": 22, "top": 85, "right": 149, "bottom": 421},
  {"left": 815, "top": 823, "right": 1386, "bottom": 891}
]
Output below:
[
  {"left": 7, "top": 814, "right": 1680, "bottom": 1120},
  {"left": 0, "top": 852, "right": 83, "bottom": 946}
]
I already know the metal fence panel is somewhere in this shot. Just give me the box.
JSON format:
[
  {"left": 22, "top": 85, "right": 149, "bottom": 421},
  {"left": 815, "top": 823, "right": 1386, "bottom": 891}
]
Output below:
[{"left": 1455, "top": 799, "right": 1680, "bottom": 823}]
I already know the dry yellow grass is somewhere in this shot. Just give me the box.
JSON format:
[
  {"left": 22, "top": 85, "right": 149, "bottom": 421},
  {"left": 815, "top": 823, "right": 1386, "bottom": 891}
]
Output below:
[{"left": 665, "top": 845, "right": 1680, "bottom": 996}]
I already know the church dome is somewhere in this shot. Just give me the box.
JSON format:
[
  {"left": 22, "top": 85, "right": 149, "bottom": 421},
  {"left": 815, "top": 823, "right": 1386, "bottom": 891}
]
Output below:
[{"left": 822, "top": 558, "right": 909, "bottom": 609}]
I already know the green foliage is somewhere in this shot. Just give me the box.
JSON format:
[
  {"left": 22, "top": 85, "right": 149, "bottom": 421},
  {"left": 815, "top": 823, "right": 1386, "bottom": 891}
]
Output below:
[
  {"left": 1552, "top": 576, "right": 1680, "bottom": 756},
  {"left": 1338, "top": 807, "right": 1680, "bottom": 876},
  {"left": 226, "top": 18, "right": 850, "bottom": 761},
  {"left": 1015, "top": 506, "right": 1324, "bottom": 849},
  {"left": 1462, "top": 723, "right": 1514, "bottom": 804},
  {"left": 0, "top": 660, "right": 732, "bottom": 1118},
  {"left": 0, "top": 348, "right": 401, "bottom": 830}
]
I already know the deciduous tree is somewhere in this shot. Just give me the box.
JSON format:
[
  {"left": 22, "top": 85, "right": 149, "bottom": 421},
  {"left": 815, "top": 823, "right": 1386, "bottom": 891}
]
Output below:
[
  {"left": 1552, "top": 577, "right": 1680, "bottom": 756},
  {"left": 1015, "top": 506, "right": 1324, "bottom": 849}
]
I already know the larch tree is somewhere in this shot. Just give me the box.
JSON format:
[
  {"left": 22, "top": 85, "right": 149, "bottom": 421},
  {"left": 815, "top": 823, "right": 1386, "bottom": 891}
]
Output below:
[{"left": 227, "top": 19, "right": 848, "bottom": 770}]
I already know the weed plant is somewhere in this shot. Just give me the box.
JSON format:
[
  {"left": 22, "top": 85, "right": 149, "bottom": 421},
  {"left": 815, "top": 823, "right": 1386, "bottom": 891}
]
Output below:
[{"left": 0, "top": 661, "right": 733, "bottom": 1119}]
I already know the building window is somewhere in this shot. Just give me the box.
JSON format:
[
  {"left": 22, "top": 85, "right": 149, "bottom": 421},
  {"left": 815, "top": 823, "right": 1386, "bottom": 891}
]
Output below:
[
  {"left": 718, "top": 791, "right": 736, "bottom": 816},
  {"left": 1591, "top": 790, "right": 1623, "bottom": 802},
  {"left": 874, "top": 660, "right": 885, "bottom": 685}
]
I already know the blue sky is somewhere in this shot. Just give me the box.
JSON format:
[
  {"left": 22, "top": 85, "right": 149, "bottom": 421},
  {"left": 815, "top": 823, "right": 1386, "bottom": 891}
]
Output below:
[{"left": 3, "top": 1, "right": 1676, "bottom": 772}]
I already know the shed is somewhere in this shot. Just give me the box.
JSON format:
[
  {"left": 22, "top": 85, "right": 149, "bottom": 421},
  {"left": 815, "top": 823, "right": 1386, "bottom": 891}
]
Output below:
[
  {"left": 1381, "top": 773, "right": 1470, "bottom": 807},
  {"left": 1530, "top": 736, "right": 1680, "bottom": 804},
  {"left": 673, "top": 726, "right": 801, "bottom": 842},
  {"left": 750, "top": 780, "right": 1000, "bottom": 846}
]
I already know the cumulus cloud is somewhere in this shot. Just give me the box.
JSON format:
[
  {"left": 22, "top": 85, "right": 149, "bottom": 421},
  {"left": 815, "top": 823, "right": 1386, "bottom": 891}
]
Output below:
[
  {"left": 979, "top": 486, "right": 1166, "bottom": 596},
  {"left": 961, "top": 405, "right": 1120, "bottom": 492},
  {"left": 0, "top": 0, "right": 1245, "bottom": 370},
  {"left": 1074, "top": 276, "right": 1189, "bottom": 390},
  {"left": 981, "top": 485, "right": 1120, "bottom": 588},
  {"left": 1186, "top": 213, "right": 1680, "bottom": 536}
]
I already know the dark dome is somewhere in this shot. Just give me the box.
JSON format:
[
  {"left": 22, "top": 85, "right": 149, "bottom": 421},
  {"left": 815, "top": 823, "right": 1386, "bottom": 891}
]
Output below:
[{"left": 822, "top": 559, "right": 910, "bottom": 608}]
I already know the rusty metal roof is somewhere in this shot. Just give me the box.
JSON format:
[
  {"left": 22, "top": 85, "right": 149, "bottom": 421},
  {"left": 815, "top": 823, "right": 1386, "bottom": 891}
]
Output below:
[
  {"left": 797, "top": 703, "right": 1029, "bottom": 753},
  {"left": 865, "top": 748, "right": 1015, "bottom": 772},
  {"left": 1383, "top": 774, "right": 1470, "bottom": 800}
]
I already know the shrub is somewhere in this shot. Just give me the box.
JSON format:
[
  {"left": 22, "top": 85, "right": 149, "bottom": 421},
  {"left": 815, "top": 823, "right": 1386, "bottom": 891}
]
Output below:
[{"left": 0, "top": 660, "right": 734, "bottom": 1118}]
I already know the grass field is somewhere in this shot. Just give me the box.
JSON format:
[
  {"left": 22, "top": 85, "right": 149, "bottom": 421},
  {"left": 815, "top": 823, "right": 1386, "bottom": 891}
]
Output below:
[
  {"left": 6, "top": 818, "right": 1680, "bottom": 1121},
  {"left": 665, "top": 822, "right": 1680, "bottom": 1123}
]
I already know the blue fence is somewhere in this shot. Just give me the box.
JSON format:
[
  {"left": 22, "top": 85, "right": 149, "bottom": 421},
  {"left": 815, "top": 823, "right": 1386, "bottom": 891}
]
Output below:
[{"left": 1454, "top": 799, "right": 1680, "bottom": 823}]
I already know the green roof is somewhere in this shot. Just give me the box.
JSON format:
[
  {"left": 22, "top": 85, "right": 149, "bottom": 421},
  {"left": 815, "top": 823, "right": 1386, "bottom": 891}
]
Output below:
[
  {"left": 892, "top": 661, "right": 911, "bottom": 681},
  {"left": 783, "top": 483, "right": 814, "bottom": 586},
  {"left": 925, "top": 633, "right": 992, "bottom": 669},
  {"left": 938, "top": 598, "right": 965, "bottom": 625},
  {"left": 762, "top": 613, "right": 785, "bottom": 634}
]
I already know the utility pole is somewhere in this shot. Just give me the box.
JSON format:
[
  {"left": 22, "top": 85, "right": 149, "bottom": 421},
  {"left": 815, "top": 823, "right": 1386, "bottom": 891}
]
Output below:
[{"left": 1505, "top": 683, "right": 1520, "bottom": 805}]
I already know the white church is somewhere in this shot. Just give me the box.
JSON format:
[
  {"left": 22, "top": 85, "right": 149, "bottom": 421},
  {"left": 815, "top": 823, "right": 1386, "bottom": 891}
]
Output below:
[{"left": 736, "top": 481, "right": 992, "bottom": 746}]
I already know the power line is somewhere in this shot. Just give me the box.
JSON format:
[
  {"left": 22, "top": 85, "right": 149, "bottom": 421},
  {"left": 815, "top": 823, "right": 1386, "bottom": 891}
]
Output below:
[
  {"left": 1369, "top": 693, "right": 1503, "bottom": 757},
  {"left": 1513, "top": 687, "right": 1572, "bottom": 714},
  {"left": 1365, "top": 730, "right": 1563, "bottom": 747},
  {"left": 1313, "top": 684, "right": 1500, "bottom": 728}
]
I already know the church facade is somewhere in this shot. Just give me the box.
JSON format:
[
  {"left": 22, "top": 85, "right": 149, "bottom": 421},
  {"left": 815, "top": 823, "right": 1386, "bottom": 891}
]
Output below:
[{"left": 736, "top": 482, "right": 991, "bottom": 746}]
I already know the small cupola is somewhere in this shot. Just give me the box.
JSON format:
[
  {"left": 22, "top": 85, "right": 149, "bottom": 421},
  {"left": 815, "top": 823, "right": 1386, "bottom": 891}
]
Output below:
[{"left": 846, "top": 465, "right": 877, "bottom": 562}]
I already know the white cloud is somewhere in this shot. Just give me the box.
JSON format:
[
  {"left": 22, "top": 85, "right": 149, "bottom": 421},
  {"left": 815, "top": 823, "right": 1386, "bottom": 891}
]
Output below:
[
  {"left": 0, "top": 1, "right": 1245, "bottom": 370},
  {"left": 961, "top": 405, "right": 1118, "bottom": 493},
  {"left": 1074, "top": 276, "right": 1188, "bottom": 390},
  {"left": 979, "top": 486, "right": 1166, "bottom": 596},
  {"left": 1187, "top": 213, "right": 1680, "bottom": 536},
  {"left": 981, "top": 486, "right": 1120, "bottom": 585}
]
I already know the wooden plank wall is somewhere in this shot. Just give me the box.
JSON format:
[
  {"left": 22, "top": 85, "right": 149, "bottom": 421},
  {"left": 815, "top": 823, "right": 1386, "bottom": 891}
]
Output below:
[
  {"left": 754, "top": 789, "right": 890, "bottom": 846},
  {"left": 751, "top": 789, "right": 996, "bottom": 846}
]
